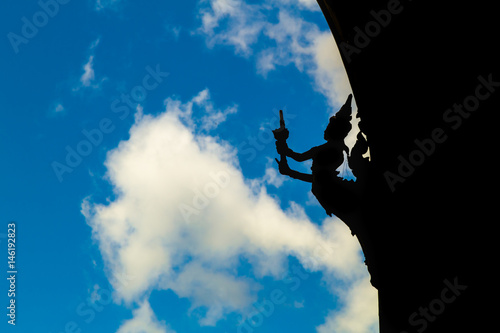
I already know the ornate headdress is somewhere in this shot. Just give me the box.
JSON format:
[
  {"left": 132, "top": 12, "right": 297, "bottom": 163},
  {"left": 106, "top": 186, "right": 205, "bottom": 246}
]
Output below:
[{"left": 330, "top": 94, "right": 353, "bottom": 123}]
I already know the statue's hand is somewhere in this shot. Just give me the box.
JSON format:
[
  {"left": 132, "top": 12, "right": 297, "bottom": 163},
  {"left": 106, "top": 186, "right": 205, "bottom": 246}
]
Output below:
[
  {"left": 272, "top": 127, "right": 289, "bottom": 141},
  {"left": 275, "top": 140, "right": 289, "bottom": 156},
  {"left": 275, "top": 156, "right": 291, "bottom": 176}
]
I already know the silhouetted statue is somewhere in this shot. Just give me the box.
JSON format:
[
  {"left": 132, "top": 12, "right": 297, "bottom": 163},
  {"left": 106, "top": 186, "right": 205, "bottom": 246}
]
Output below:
[{"left": 274, "top": 95, "right": 368, "bottom": 234}]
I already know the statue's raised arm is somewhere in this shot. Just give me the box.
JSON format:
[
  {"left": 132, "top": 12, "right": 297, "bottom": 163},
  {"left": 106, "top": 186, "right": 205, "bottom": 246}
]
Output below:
[{"left": 273, "top": 110, "right": 313, "bottom": 183}]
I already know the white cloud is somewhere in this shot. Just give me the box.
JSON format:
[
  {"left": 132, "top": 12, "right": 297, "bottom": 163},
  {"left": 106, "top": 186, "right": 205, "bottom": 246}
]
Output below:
[
  {"left": 317, "top": 278, "right": 379, "bottom": 333},
  {"left": 197, "top": 0, "right": 266, "bottom": 56},
  {"left": 47, "top": 100, "right": 66, "bottom": 117},
  {"left": 196, "top": 0, "right": 352, "bottom": 110},
  {"left": 54, "top": 103, "right": 64, "bottom": 113},
  {"left": 80, "top": 55, "right": 96, "bottom": 87},
  {"left": 89, "top": 37, "right": 101, "bottom": 50},
  {"left": 116, "top": 301, "right": 175, "bottom": 333},
  {"left": 262, "top": 165, "right": 286, "bottom": 188},
  {"left": 161, "top": 261, "right": 260, "bottom": 326},
  {"left": 195, "top": 89, "right": 238, "bottom": 131},
  {"left": 74, "top": 38, "right": 105, "bottom": 91},
  {"left": 49, "top": 102, "right": 65, "bottom": 116},
  {"left": 162, "top": 88, "right": 238, "bottom": 132},
  {"left": 82, "top": 89, "right": 377, "bottom": 332},
  {"left": 261, "top": 158, "right": 286, "bottom": 188},
  {"left": 307, "top": 32, "right": 353, "bottom": 110},
  {"left": 258, "top": 9, "right": 318, "bottom": 72}
]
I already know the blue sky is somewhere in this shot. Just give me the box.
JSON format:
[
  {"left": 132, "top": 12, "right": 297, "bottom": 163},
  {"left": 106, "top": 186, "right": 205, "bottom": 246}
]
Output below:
[{"left": 1, "top": 1, "right": 377, "bottom": 332}]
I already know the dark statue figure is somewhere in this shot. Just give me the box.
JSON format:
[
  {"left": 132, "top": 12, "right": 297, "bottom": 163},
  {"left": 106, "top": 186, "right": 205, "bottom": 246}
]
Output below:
[
  {"left": 274, "top": 2, "right": 499, "bottom": 332},
  {"left": 273, "top": 94, "right": 370, "bottom": 236}
]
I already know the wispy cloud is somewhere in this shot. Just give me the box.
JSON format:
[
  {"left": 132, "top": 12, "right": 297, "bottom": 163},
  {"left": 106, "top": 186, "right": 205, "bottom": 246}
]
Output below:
[
  {"left": 165, "top": 24, "right": 182, "bottom": 41},
  {"left": 94, "top": 0, "right": 124, "bottom": 12},
  {"left": 54, "top": 103, "right": 65, "bottom": 113},
  {"left": 261, "top": 157, "right": 287, "bottom": 188},
  {"left": 47, "top": 100, "right": 66, "bottom": 118},
  {"left": 80, "top": 55, "right": 96, "bottom": 87},
  {"left": 164, "top": 88, "right": 238, "bottom": 132},
  {"left": 195, "top": 0, "right": 351, "bottom": 109},
  {"left": 74, "top": 38, "right": 105, "bottom": 91},
  {"left": 196, "top": 0, "right": 266, "bottom": 56},
  {"left": 116, "top": 301, "right": 175, "bottom": 333}
]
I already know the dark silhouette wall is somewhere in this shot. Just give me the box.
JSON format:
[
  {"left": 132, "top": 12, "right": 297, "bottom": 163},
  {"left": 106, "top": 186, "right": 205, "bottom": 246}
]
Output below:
[{"left": 315, "top": 1, "right": 498, "bottom": 332}]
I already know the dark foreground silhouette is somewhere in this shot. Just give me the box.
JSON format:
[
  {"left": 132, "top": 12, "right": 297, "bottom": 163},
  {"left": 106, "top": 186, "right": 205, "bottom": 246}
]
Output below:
[{"left": 283, "top": 2, "right": 498, "bottom": 332}]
